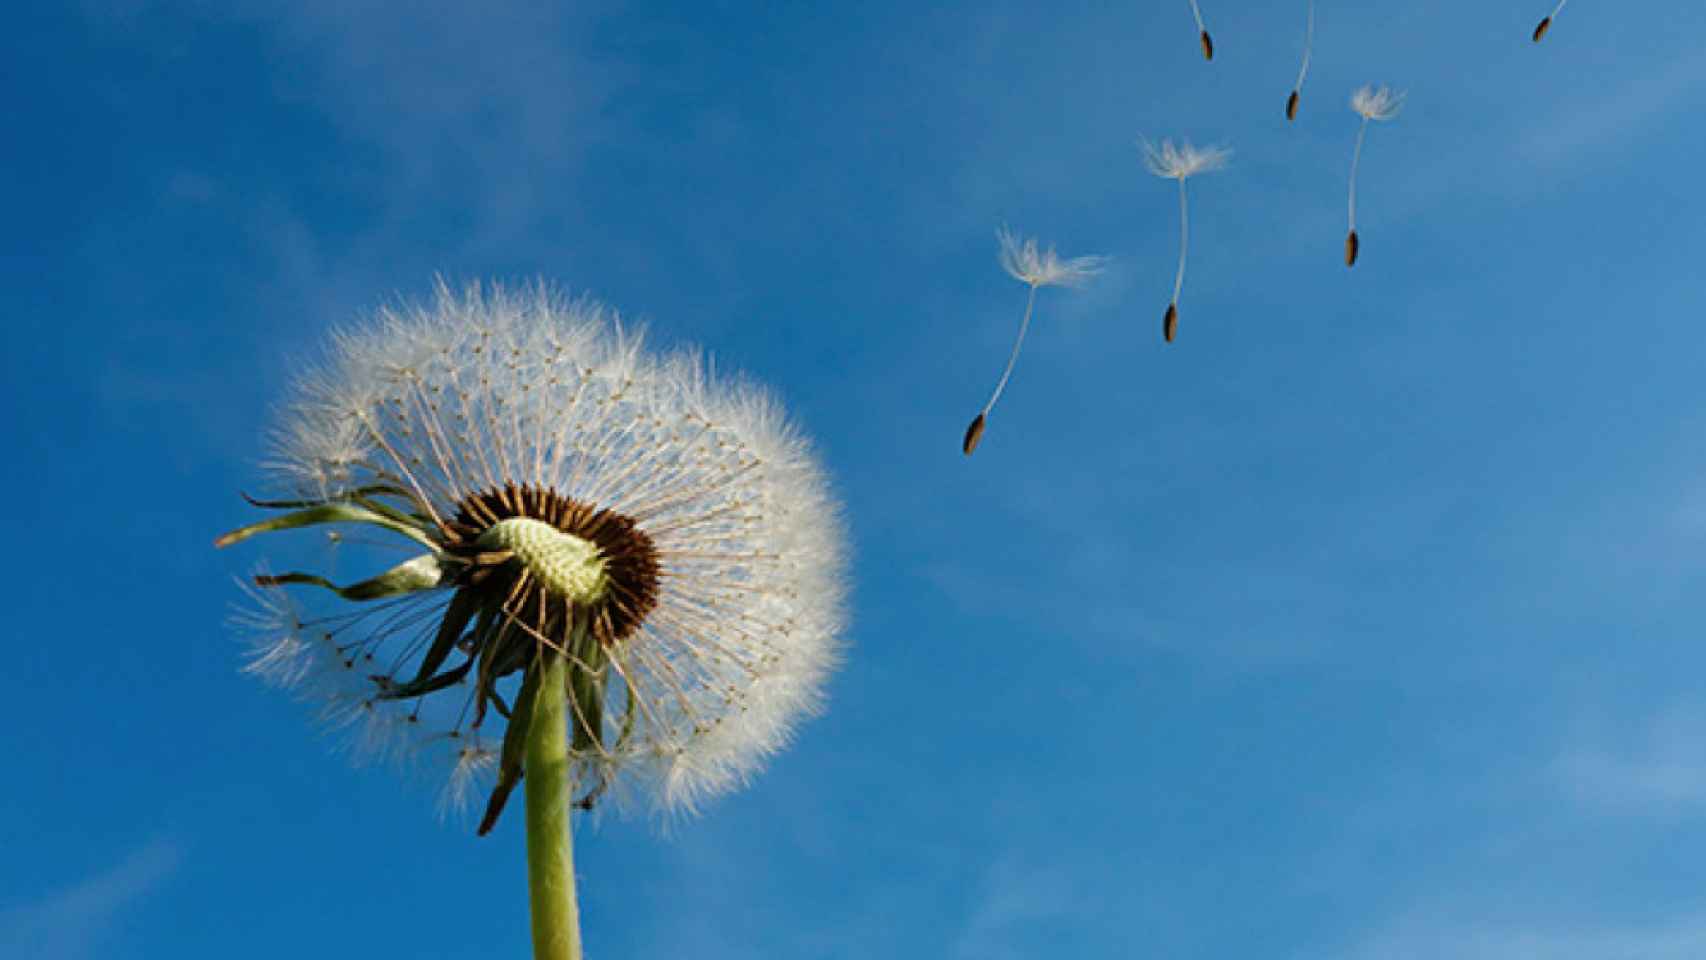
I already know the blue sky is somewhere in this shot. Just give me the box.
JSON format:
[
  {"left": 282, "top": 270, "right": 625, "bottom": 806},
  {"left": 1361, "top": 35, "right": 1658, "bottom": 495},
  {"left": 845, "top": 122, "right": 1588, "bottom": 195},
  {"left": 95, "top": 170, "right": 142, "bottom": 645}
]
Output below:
[{"left": 6, "top": 0, "right": 1706, "bottom": 957}]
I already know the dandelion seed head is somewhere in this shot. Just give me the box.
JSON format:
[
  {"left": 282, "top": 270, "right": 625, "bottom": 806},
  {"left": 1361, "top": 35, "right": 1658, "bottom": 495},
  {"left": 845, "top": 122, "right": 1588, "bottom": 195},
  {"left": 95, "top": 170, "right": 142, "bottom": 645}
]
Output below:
[
  {"left": 996, "top": 226, "right": 1106, "bottom": 288},
  {"left": 224, "top": 280, "right": 849, "bottom": 823},
  {"left": 1141, "top": 138, "right": 1232, "bottom": 180},
  {"left": 1351, "top": 84, "right": 1405, "bottom": 121}
]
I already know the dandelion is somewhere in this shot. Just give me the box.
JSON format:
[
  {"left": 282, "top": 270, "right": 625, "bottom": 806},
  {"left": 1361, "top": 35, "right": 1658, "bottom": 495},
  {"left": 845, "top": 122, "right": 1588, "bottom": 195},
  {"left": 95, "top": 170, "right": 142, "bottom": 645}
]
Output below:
[
  {"left": 1142, "top": 138, "right": 1230, "bottom": 344},
  {"left": 1287, "top": 1, "right": 1315, "bottom": 121},
  {"left": 217, "top": 281, "right": 847, "bottom": 960},
  {"left": 1345, "top": 84, "right": 1403, "bottom": 267},
  {"left": 1533, "top": 1, "right": 1568, "bottom": 41},
  {"left": 1188, "top": 0, "right": 1215, "bottom": 60},
  {"left": 962, "top": 228, "right": 1105, "bottom": 455}
]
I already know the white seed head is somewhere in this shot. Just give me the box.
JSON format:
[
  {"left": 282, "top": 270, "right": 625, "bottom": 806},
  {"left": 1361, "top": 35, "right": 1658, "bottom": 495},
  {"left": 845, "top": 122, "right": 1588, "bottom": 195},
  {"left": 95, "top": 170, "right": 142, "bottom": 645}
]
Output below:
[
  {"left": 996, "top": 226, "right": 1106, "bottom": 289},
  {"left": 1351, "top": 84, "right": 1405, "bottom": 121},
  {"left": 1141, "top": 138, "right": 1231, "bottom": 180},
  {"left": 235, "top": 280, "right": 849, "bottom": 820}
]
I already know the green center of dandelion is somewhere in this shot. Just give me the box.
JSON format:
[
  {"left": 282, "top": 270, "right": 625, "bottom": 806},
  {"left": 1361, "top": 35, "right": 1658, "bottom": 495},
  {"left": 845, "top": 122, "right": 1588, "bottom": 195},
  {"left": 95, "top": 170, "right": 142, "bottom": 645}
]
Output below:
[
  {"left": 219, "top": 481, "right": 664, "bottom": 831},
  {"left": 477, "top": 517, "right": 610, "bottom": 605}
]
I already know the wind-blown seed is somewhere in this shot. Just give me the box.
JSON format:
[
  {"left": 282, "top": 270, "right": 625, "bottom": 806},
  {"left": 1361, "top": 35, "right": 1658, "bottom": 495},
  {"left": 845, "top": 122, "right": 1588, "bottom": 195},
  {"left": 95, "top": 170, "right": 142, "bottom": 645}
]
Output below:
[
  {"left": 1163, "top": 303, "right": 1178, "bottom": 343},
  {"left": 967, "top": 228, "right": 1104, "bottom": 457},
  {"left": 962, "top": 413, "right": 986, "bottom": 455},
  {"left": 1533, "top": 17, "right": 1551, "bottom": 41},
  {"left": 1346, "top": 85, "right": 1400, "bottom": 268},
  {"left": 1200, "top": 30, "right": 1214, "bottom": 60},
  {"left": 1287, "top": 90, "right": 1300, "bottom": 121}
]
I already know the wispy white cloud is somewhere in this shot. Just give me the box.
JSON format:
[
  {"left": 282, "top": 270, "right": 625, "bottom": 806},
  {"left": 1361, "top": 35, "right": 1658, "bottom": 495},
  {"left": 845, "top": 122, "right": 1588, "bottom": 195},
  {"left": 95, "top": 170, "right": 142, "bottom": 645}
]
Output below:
[
  {"left": 1344, "top": 910, "right": 1706, "bottom": 960},
  {"left": 0, "top": 839, "right": 182, "bottom": 960},
  {"left": 951, "top": 855, "right": 1087, "bottom": 960},
  {"left": 1554, "top": 708, "right": 1706, "bottom": 812},
  {"left": 230, "top": 0, "right": 623, "bottom": 258}
]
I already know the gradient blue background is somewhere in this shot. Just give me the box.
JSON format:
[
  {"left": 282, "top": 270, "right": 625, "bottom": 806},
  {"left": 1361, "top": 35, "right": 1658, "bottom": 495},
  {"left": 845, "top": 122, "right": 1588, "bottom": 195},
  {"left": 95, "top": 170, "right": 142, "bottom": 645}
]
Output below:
[{"left": 7, "top": 1, "right": 1706, "bottom": 957}]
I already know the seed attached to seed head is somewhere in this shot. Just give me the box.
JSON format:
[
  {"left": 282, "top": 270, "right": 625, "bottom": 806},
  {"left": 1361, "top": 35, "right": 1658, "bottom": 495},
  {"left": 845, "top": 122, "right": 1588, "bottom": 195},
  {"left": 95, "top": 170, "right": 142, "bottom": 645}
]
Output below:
[
  {"left": 962, "top": 413, "right": 986, "bottom": 455},
  {"left": 1163, "top": 303, "right": 1179, "bottom": 343},
  {"left": 1287, "top": 90, "right": 1300, "bottom": 121},
  {"left": 1345, "top": 230, "right": 1360, "bottom": 267}
]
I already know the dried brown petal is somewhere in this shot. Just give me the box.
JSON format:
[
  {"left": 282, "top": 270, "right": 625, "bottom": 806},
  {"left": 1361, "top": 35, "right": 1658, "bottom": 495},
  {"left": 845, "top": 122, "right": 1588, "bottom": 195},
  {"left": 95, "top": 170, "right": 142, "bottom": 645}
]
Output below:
[
  {"left": 1345, "top": 230, "right": 1360, "bottom": 267},
  {"left": 1286, "top": 90, "right": 1300, "bottom": 121},
  {"left": 1532, "top": 17, "right": 1551, "bottom": 42},
  {"left": 1200, "top": 30, "right": 1214, "bottom": 61},
  {"left": 1163, "top": 302, "right": 1178, "bottom": 343},
  {"left": 962, "top": 413, "right": 987, "bottom": 455}
]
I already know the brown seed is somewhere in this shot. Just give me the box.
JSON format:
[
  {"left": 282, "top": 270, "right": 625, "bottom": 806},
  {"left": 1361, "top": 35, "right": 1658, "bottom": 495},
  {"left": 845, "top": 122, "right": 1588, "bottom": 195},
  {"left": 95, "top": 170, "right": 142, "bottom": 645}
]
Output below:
[
  {"left": 1286, "top": 90, "right": 1300, "bottom": 121},
  {"left": 1345, "top": 230, "right": 1360, "bottom": 267},
  {"left": 962, "top": 413, "right": 986, "bottom": 455},
  {"left": 1532, "top": 16, "right": 1551, "bottom": 42},
  {"left": 1200, "top": 30, "right": 1214, "bottom": 61},
  {"left": 1163, "top": 302, "right": 1178, "bottom": 343}
]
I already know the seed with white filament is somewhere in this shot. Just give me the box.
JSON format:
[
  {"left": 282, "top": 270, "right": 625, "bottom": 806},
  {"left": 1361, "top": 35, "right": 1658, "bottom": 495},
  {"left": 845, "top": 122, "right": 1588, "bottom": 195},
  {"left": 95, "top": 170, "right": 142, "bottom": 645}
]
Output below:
[
  {"left": 963, "top": 228, "right": 1105, "bottom": 455},
  {"left": 1142, "top": 138, "right": 1231, "bottom": 344},
  {"left": 1346, "top": 84, "right": 1403, "bottom": 269}
]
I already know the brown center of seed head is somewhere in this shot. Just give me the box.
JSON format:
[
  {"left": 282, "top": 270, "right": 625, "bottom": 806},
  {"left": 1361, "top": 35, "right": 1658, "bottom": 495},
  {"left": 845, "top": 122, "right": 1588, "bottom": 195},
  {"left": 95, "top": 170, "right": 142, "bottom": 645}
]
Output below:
[{"left": 445, "top": 483, "right": 662, "bottom": 647}]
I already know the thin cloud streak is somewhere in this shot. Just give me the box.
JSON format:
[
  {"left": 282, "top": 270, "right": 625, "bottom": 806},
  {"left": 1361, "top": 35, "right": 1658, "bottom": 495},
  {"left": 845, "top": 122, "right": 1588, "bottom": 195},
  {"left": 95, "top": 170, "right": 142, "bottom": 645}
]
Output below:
[{"left": 0, "top": 839, "right": 182, "bottom": 960}]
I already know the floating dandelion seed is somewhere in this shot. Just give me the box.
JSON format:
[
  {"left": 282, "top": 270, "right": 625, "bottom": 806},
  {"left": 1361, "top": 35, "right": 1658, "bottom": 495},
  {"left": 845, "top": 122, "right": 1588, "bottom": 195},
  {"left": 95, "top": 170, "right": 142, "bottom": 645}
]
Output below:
[
  {"left": 1142, "top": 138, "right": 1230, "bottom": 344},
  {"left": 963, "top": 228, "right": 1105, "bottom": 455},
  {"left": 1187, "top": 0, "right": 1214, "bottom": 60},
  {"left": 1287, "top": 1, "right": 1315, "bottom": 121},
  {"left": 1533, "top": 0, "right": 1568, "bottom": 41},
  {"left": 1346, "top": 84, "right": 1403, "bottom": 267},
  {"left": 217, "top": 281, "right": 847, "bottom": 960}
]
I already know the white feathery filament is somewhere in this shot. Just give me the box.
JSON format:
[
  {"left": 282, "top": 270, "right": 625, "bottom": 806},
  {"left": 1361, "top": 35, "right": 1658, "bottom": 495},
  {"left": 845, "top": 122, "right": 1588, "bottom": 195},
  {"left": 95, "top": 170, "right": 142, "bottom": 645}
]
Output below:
[
  {"left": 981, "top": 283, "right": 1039, "bottom": 419},
  {"left": 1172, "top": 177, "right": 1191, "bottom": 308},
  {"left": 1348, "top": 118, "right": 1368, "bottom": 232},
  {"left": 1294, "top": 0, "right": 1315, "bottom": 92}
]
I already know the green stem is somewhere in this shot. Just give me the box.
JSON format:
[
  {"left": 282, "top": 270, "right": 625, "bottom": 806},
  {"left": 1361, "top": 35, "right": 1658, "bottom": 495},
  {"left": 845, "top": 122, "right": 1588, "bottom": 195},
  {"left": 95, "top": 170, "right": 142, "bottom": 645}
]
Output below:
[{"left": 526, "top": 644, "right": 582, "bottom": 960}]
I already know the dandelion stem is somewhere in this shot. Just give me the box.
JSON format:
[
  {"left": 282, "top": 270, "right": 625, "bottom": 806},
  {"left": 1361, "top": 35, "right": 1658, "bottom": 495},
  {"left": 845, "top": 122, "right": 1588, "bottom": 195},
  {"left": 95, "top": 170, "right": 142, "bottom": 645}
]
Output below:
[
  {"left": 982, "top": 283, "right": 1039, "bottom": 417},
  {"left": 1347, "top": 117, "right": 1369, "bottom": 231},
  {"left": 1173, "top": 177, "right": 1191, "bottom": 306},
  {"left": 526, "top": 639, "right": 583, "bottom": 960}
]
